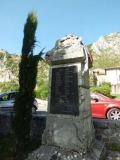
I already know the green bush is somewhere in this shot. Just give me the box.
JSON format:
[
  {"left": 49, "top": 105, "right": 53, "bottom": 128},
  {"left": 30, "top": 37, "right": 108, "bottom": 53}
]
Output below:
[
  {"left": 34, "top": 81, "right": 48, "bottom": 99},
  {"left": 34, "top": 89, "right": 48, "bottom": 99},
  {"left": 102, "top": 82, "right": 111, "bottom": 87},
  {"left": 90, "top": 84, "right": 111, "bottom": 97},
  {"left": 0, "top": 81, "right": 48, "bottom": 100},
  {"left": 0, "top": 82, "right": 19, "bottom": 93}
]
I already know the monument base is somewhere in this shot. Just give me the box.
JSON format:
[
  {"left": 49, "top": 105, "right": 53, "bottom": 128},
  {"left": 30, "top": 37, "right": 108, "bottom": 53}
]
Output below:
[{"left": 26, "top": 139, "right": 106, "bottom": 160}]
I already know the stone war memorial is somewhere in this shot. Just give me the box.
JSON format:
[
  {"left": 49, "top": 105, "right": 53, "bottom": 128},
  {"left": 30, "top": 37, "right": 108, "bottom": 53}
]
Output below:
[{"left": 27, "top": 35, "right": 106, "bottom": 159}]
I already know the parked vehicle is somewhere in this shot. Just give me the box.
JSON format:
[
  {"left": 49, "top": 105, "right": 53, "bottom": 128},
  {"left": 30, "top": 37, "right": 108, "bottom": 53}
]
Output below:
[
  {"left": 0, "top": 91, "right": 38, "bottom": 113},
  {"left": 1, "top": 91, "right": 120, "bottom": 120},
  {"left": 91, "top": 92, "right": 120, "bottom": 120}
]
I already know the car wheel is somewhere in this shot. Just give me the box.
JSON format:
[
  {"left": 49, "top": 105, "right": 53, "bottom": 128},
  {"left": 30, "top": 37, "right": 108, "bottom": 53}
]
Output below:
[
  {"left": 32, "top": 106, "right": 36, "bottom": 114},
  {"left": 107, "top": 108, "right": 120, "bottom": 120}
]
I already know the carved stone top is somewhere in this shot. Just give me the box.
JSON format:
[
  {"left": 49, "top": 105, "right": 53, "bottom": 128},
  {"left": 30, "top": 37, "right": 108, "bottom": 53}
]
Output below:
[
  {"left": 45, "top": 34, "right": 93, "bottom": 68},
  {"left": 55, "top": 34, "right": 79, "bottom": 48}
]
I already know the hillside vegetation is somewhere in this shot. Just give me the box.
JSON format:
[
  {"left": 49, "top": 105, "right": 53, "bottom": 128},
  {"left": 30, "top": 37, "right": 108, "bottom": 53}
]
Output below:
[
  {"left": 0, "top": 32, "right": 120, "bottom": 97},
  {"left": 89, "top": 51, "right": 120, "bottom": 69},
  {"left": 0, "top": 50, "right": 49, "bottom": 98}
]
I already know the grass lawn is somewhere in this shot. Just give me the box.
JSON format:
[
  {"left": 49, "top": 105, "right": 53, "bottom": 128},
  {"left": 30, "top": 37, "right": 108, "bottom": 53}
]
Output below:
[
  {"left": 108, "top": 143, "right": 120, "bottom": 152},
  {"left": 115, "top": 94, "right": 120, "bottom": 100},
  {"left": 0, "top": 134, "right": 41, "bottom": 160},
  {"left": 111, "top": 94, "right": 120, "bottom": 100}
]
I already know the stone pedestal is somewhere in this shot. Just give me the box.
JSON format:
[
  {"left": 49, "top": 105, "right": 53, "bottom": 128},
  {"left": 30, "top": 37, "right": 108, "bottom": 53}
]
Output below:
[
  {"left": 27, "top": 35, "right": 106, "bottom": 160},
  {"left": 42, "top": 62, "right": 95, "bottom": 153},
  {"left": 27, "top": 140, "right": 106, "bottom": 160}
]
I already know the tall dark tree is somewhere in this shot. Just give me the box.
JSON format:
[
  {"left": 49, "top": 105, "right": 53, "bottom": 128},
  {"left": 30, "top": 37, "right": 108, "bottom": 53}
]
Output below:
[{"left": 11, "top": 11, "right": 43, "bottom": 150}]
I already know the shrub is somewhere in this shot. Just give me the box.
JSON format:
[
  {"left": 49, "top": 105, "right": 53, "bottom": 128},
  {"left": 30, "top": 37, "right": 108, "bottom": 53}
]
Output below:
[
  {"left": 102, "top": 82, "right": 111, "bottom": 87},
  {"left": 34, "top": 84, "right": 48, "bottom": 100},
  {"left": 0, "top": 82, "right": 19, "bottom": 93},
  {"left": 89, "top": 73, "right": 97, "bottom": 87},
  {"left": 90, "top": 84, "right": 111, "bottom": 97}
]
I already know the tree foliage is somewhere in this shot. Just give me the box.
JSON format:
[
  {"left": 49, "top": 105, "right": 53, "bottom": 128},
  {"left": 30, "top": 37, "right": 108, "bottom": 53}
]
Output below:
[
  {"left": 11, "top": 11, "right": 43, "bottom": 151},
  {"left": 89, "top": 73, "right": 97, "bottom": 87},
  {"left": 0, "top": 82, "right": 19, "bottom": 92}
]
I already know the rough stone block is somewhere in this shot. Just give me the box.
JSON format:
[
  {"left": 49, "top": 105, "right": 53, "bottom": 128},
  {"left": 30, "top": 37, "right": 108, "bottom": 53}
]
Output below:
[
  {"left": 42, "top": 116, "right": 95, "bottom": 152},
  {"left": 102, "top": 128, "right": 115, "bottom": 136},
  {"left": 45, "top": 35, "right": 93, "bottom": 68}
]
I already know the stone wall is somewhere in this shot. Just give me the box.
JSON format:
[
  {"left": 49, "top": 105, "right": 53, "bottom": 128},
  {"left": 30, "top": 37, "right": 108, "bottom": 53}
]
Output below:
[
  {"left": 93, "top": 118, "right": 120, "bottom": 148},
  {"left": 0, "top": 112, "right": 120, "bottom": 148},
  {"left": 0, "top": 112, "right": 46, "bottom": 140},
  {"left": 0, "top": 112, "right": 11, "bottom": 135}
]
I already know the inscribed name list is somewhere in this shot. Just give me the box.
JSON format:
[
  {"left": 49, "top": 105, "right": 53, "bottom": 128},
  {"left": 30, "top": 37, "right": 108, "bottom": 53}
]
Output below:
[{"left": 50, "top": 66, "right": 79, "bottom": 116}]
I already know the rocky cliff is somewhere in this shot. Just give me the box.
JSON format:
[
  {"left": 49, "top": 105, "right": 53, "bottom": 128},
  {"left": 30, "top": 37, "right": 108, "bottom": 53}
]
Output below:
[
  {"left": 0, "top": 49, "right": 20, "bottom": 82},
  {"left": 0, "top": 32, "right": 120, "bottom": 82},
  {"left": 91, "top": 32, "right": 120, "bottom": 55},
  {"left": 87, "top": 32, "right": 120, "bottom": 69},
  {"left": 0, "top": 49, "right": 49, "bottom": 83}
]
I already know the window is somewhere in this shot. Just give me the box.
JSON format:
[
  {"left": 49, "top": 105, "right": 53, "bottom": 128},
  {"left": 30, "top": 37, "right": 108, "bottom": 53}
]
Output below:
[
  {"left": 1, "top": 94, "right": 9, "bottom": 101},
  {"left": 0, "top": 93, "right": 16, "bottom": 101}
]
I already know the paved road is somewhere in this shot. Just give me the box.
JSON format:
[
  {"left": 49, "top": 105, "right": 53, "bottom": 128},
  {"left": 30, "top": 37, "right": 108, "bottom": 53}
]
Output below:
[
  {"left": 0, "top": 104, "right": 48, "bottom": 116},
  {"left": 33, "top": 110, "right": 47, "bottom": 117}
]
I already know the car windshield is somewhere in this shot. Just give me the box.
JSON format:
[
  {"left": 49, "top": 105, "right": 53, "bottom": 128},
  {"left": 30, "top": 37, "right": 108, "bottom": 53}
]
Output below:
[
  {"left": 0, "top": 92, "right": 16, "bottom": 101},
  {"left": 0, "top": 93, "right": 6, "bottom": 97},
  {"left": 0, "top": 92, "right": 6, "bottom": 97},
  {"left": 91, "top": 92, "right": 110, "bottom": 100}
]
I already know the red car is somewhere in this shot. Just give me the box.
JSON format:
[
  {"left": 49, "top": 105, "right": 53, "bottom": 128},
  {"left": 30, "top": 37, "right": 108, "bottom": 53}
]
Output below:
[{"left": 91, "top": 92, "right": 120, "bottom": 120}]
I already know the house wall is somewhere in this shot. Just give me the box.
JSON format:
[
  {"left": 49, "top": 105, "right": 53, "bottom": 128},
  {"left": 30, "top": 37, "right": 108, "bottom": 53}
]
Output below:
[
  {"left": 106, "top": 69, "right": 120, "bottom": 94},
  {"left": 96, "top": 74, "right": 107, "bottom": 86},
  {"left": 93, "top": 68, "right": 120, "bottom": 94},
  {"left": 106, "top": 69, "right": 120, "bottom": 84}
]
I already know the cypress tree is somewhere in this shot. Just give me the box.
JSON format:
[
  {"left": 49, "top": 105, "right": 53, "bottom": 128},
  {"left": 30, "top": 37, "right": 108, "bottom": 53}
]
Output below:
[{"left": 11, "top": 11, "right": 43, "bottom": 151}]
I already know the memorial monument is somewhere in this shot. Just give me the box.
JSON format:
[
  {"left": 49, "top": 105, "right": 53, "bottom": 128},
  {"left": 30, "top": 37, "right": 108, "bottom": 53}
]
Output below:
[{"left": 27, "top": 35, "right": 106, "bottom": 160}]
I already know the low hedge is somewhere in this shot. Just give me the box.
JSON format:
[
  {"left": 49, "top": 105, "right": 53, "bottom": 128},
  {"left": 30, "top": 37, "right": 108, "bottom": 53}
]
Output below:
[
  {"left": 34, "top": 89, "right": 48, "bottom": 100},
  {"left": 90, "top": 84, "right": 111, "bottom": 97}
]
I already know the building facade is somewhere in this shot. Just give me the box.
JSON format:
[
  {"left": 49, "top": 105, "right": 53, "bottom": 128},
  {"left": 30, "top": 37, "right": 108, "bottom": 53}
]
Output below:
[{"left": 93, "top": 66, "right": 120, "bottom": 94}]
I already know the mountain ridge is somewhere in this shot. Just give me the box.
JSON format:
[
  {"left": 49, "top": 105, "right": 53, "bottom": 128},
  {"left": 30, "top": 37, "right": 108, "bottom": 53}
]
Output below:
[
  {"left": 0, "top": 32, "right": 120, "bottom": 82},
  {"left": 91, "top": 32, "right": 120, "bottom": 55},
  {"left": 87, "top": 32, "right": 120, "bottom": 69}
]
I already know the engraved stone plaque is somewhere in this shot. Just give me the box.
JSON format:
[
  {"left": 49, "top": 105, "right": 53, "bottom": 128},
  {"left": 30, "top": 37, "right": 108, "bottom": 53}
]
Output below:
[{"left": 50, "top": 66, "right": 79, "bottom": 116}]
